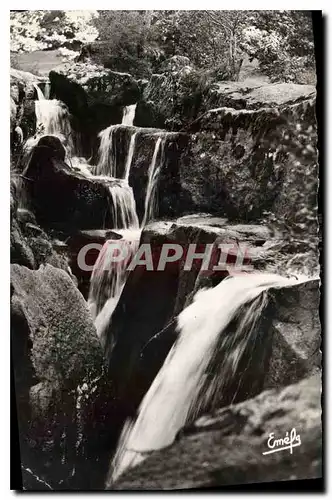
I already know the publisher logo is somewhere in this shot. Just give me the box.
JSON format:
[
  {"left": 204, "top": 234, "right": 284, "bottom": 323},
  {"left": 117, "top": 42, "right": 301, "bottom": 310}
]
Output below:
[{"left": 262, "top": 428, "right": 301, "bottom": 456}]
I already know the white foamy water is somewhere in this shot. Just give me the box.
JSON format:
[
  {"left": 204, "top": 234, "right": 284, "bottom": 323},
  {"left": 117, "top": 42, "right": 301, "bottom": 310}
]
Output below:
[
  {"left": 34, "top": 98, "right": 75, "bottom": 156},
  {"left": 141, "top": 136, "right": 165, "bottom": 227},
  {"left": 33, "top": 83, "right": 45, "bottom": 101},
  {"left": 124, "top": 131, "right": 138, "bottom": 181},
  {"left": 108, "top": 182, "right": 139, "bottom": 230},
  {"left": 95, "top": 125, "right": 122, "bottom": 177},
  {"left": 107, "top": 272, "right": 310, "bottom": 485},
  {"left": 88, "top": 229, "right": 142, "bottom": 342},
  {"left": 122, "top": 104, "right": 137, "bottom": 126}
]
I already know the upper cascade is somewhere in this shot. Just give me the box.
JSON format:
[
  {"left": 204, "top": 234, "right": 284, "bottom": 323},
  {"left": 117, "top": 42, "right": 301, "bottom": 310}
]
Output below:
[
  {"left": 95, "top": 125, "right": 122, "bottom": 177},
  {"left": 122, "top": 104, "right": 137, "bottom": 126},
  {"left": 31, "top": 84, "right": 76, "bottom": 157}
]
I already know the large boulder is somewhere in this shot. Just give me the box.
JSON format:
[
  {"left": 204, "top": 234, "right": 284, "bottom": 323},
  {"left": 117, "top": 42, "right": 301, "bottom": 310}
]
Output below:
[
  {"left": 22, "top": 135, "right": 119, "bottom": 233},
  {"left": 10, "top": 176, "right": 71, "bottom": 274},
  {"left": 134, "top": 69, "right": 315, "bottom": 131},
  {"left": 264, "top": 279, "right": 321, "bottom": 388},
  {"left": 202, "top": 81, "right": 316, "bottom": 112},
  {"left": 180, "top": 99, "right": 318, "bottom": 223},
  {"left": 110, "top": 374, "right": 322, "bottom": 490},
  {"left": 49, "top": 68, "right": 139, "bottom": 157},
  {"left": 11, "top": 264, "right": 113, "bottom": 489}
]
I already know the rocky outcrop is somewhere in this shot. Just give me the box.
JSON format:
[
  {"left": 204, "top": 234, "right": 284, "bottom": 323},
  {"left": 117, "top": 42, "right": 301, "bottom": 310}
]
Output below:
[
  {"left": 111, "top": 374, "right": 322, "bottom": 490},
  {"left": 264, "top": 279, "right": 321, "bottom": 389},
  {"left": 200, "top": 81, "right": 316, "bottom": 112},
  {"left": 10, "top": 177, "right": 71, "bottom": 274},
  {"left": 11, "top": 264, "right": 113, "bottom": 489},
  {"left": 22, "top": 135, "right": 118, "bottom": 233},
  {"left": 134, "top": 69, "right": 315, "bottom": 131},
  {"left": 10, "top": 68, "right": 43, "bottom": 156},
  {"left": 49, "top": 67, "right": 140, "bottom": 156},
  {"left": 52, "top": 64, "right": 141, "bottom": 108},
  {"left": 180, "top": 99, "right": 318, "bottom": 224}
]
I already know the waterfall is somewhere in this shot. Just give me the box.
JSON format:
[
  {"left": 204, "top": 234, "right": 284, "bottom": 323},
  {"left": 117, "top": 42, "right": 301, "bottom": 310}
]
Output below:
[
  {"left": 107, "top": 272, "right": 309, "bottom": 485},
  {"left": 124, "top": 132, "right": 137, "bottom": 181},
  {"left": 44, "top": 81, "right": 50, "bottom": 99},
  {"left": 88, "top": 228, "right": 141, "bottom": 342},
  {"left": 88, "top": 180, "right": 140, "bottom": 339},
  {"left": 107, "top": 181, "right": 139, "bottom": 230},
  {"left": 33, "top": 83, "right": 45, "bottom": 101},
  {"left": 122, "top": 104, "right": 137, "bottom": 126},
  {"left": 34, "top": 99, "right": 75, "bottom": 156},
  {"left": 142, "top": 136, "right": 165, "bottom": 227},
  {"left": 95, "top": 125, "right": 122, "bottom": 177}
]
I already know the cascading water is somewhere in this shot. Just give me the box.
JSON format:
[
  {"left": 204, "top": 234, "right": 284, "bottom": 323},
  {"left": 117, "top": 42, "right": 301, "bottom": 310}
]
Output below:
[
  {"left": 122, "top": 104, "right": 137, "bottom": 126},
  {"left": 95, "top": 125, "right": 122, "bottom": 177},
  {"left": 142, "top": 136, "right": 165, "bottom": 227},
  {"left": 44, "top": 81, "right": 51, "bottom": 99},
  {"left": 33, "top": 83, "right": 45, "bottom": 101},
  {"left": 124, "top": 132, "right": 138, "bottom": 181},
  {"left": 88, "top": 228, "right": 141, "bottom": 342},
  {"left": 107, "top": 181, "right": 139, "bottom": 230},
  {"left": 88, "top": 181, "right": 140, "bottom": 340},
  {"left": 29, "top": 84, "right": 76, "bottom": 158},
  {"left": 107, "top": 272, "right": 310, "bottom": 485}
]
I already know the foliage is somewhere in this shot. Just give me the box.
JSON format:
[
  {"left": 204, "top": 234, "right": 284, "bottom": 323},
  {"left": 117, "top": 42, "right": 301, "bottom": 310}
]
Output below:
[
  {"left": 262, "top": 102, "right": 318, "bottom": 267},
  {"left": 90, "top": 11, "right": 155, "bottom": 78},
  {"left": 241, "top": 11, "right": 316, "bottom": 83},
  {"left": 10, "top": 10, "right": 316, "bottom": 84},
  {"left": 150, "top": 10, "right": 247, "bottom": 78},
  {"left": 10, "top": 10, "right": 98, "bottom": 53}
]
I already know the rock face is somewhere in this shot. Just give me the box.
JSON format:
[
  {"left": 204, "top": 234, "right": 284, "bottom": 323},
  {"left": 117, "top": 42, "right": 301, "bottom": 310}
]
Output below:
[
  {"left": 10, "top": 68, "right": 43, "bottom": 157},
  {"left": 10, "top": 177, "right": 71, "bottom": 274},
  {"left": 134, "top": 71, "right": 315, "bottom": 131},
  {"left": 22, "top": 135, "right": 117, "bottom": 233},
  {"left": 11, "top": 264, "right": 112, "bottom": 489},
  {"left": 104, "top": 91, "right": 317, "bottom": 242},
  {"left": 264, "top": 279, "right": 321, "bottom": 389},
  {"left": 111, "top": 374, "right": 321, "bottom": 490},
  {"left": 179, "top": 99, "right": 317, "bottom": 223}
]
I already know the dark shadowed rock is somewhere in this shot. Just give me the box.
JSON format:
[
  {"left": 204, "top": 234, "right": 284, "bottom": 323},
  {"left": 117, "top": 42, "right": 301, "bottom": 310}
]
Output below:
[
  {"left": 22, "top": 135, "right": 117, "bottom": 233},
  {"left": 264, "top": 278, "right": 321, "bottom": 389},
  {"left": 110, "top": 375, "right": 321, "bottom": 490},
  {"left": 11, "top": 263, "right": 112, "bottom": 489},
  {"left": 10, "top": 68, "right": 41, "bottom": 136}
]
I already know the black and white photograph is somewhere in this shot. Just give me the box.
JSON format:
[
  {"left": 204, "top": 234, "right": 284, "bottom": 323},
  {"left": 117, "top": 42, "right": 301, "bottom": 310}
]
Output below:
[{"left": 9, "top": 9, "right": 322, "bottom": 491}]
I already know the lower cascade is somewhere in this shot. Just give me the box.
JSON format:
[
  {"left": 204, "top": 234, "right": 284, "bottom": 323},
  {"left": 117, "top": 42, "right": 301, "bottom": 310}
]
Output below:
[{"left": 107, "top": 272, "right": 310, "bottom": 485}]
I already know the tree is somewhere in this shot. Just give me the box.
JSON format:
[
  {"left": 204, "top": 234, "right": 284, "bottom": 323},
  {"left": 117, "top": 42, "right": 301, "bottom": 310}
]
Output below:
[
  {"left": 241, "top": 11, "right": 316, "bottom": 83},
  {"left": 150, "top": 10, "right": 248, "bottom": 78},
  {"left": 10, "top": 10, "right": 98, "bottom": 53}
]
